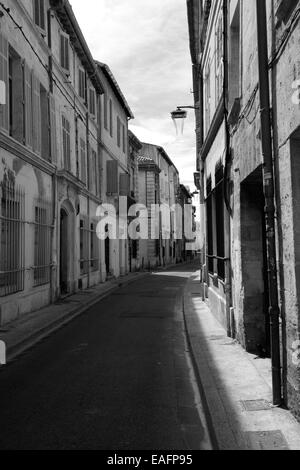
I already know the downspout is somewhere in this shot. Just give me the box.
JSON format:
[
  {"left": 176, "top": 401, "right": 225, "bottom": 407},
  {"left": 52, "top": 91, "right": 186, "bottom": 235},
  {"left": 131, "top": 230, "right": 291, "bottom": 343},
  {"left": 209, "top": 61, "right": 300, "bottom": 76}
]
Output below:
[
  {"left": 86, "top": 111, "right": 91, "bottom": 289},
  {"left": 256, "top": 0, "right": 282, "bottom": 406}
]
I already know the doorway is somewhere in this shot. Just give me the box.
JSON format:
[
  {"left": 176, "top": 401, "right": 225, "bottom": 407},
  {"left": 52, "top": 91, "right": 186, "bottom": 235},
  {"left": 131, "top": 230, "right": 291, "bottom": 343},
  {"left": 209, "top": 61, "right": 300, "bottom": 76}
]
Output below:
[
  {"left": 241, "top": 169, "right": 270, "bottom": 356},
  {"left": 60, "top": 208, "right": 69, "bottom": 295},
  {"left": 105, "top": 224, "right": 110, "bottom": 275}
]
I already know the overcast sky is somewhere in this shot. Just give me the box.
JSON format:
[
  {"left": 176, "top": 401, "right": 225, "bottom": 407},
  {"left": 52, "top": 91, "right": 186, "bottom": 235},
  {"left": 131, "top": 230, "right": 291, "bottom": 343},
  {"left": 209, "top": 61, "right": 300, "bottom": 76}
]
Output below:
[{"left": 70, "top": 0, "right": 197, "bottom": 191}]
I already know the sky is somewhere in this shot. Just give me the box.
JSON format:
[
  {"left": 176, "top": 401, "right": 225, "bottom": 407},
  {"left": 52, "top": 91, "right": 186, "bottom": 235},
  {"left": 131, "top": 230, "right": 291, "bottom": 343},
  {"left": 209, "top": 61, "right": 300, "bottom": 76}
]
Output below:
[{"left": 70, "top": 0, "right": 197, "bottom": 191}]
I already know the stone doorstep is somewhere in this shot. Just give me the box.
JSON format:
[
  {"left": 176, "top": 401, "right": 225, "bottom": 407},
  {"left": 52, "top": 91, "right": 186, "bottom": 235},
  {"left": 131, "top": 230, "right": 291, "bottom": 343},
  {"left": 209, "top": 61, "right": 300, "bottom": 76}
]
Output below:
[{"left": 183, "top": 272, "right": 300, "bottom": 450}]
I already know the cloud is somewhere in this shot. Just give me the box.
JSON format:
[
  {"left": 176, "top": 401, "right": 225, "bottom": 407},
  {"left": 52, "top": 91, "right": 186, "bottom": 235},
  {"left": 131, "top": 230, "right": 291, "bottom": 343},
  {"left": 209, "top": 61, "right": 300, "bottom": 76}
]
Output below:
[{"left": 70, "top": 0, "right": 196, "bottom": 190}]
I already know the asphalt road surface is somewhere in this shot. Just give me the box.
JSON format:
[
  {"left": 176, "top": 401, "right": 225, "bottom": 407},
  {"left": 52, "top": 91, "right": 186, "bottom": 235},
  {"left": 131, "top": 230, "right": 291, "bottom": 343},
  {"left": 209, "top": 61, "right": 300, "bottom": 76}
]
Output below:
[{"left": 0, "top": 263, "right": 212, "bottom": 450}]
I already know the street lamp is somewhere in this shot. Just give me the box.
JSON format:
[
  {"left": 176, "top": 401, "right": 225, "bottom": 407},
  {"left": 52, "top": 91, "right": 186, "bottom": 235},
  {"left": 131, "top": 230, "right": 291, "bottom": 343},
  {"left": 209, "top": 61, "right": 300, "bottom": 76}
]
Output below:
[{"left": 170, "top": 106, "right": 199, "bottom": 135}]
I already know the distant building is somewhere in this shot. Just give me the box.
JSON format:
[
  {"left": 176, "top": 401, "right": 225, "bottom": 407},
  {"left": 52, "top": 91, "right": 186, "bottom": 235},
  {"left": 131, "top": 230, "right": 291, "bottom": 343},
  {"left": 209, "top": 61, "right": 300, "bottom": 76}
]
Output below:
[
  {"left": 128, "top": 130, "right": 142, "bottom": 272},
  {"left": 96, "top": 62, "right": 134, "bottom": 279}
]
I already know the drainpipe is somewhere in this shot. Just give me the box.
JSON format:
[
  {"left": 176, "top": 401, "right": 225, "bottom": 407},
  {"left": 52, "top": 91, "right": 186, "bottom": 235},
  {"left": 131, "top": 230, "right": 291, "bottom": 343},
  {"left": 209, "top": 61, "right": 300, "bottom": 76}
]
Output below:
[{"left": 256, "top": 0, "right": 282, "bottom": 406}]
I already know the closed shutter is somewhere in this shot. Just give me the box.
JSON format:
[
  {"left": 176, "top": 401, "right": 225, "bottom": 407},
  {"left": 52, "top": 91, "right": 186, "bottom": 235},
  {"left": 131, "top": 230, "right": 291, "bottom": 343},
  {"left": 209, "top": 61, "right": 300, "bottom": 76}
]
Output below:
[
  {"left": 119, "top": 173, "right": 130, "bottom": 196},
  {"left": 0, "top": 33, "right": 8, "bottom": 132},
  {"left": 106, "top": 160, "right": 118, "bottom": 194},
  {"left": 24, "top": 63, "right": 32, "bottom": 148},
  {"left": 49, "top": 94, "right": 57, "bottom": 163},
  {"left": 32, "top": 73, "right": 41, "bottom": 155},
  {"left": 11, "top": 58, "right": 24, "bottom": 143}
]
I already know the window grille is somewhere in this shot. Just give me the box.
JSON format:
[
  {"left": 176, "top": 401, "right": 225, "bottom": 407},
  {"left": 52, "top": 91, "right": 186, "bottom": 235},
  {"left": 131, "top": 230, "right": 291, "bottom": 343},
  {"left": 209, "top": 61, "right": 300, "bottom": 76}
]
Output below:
[
  {"left": 34, "top": 198, "right": 52, "bottom": 287},
  {"left": 0, "top": 181, "right": 25, "bottom": 297}
]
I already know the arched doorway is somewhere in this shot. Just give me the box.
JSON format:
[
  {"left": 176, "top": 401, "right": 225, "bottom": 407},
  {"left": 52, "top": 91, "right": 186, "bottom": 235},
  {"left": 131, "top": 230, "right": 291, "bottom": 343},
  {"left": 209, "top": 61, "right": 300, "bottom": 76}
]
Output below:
[{"left": 59, "top": 200, "right": 75, "bottom": 296}]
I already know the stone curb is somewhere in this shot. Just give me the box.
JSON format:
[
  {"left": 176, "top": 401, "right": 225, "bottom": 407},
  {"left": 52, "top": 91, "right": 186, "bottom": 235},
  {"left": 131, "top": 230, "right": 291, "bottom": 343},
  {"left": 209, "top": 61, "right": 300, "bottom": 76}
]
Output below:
[{"left": 182, "top": 272, "right": 220, "bottom": 450}]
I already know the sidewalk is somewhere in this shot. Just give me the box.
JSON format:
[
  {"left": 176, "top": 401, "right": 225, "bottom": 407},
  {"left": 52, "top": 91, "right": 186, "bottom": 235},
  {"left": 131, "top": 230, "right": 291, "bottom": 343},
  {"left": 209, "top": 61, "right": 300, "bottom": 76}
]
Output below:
[
  {"left": 0, "top": 271, "right": 150, "bottom": 363},
  {"left": 183, "top": 271, "right": 300, "bottom": 450}
]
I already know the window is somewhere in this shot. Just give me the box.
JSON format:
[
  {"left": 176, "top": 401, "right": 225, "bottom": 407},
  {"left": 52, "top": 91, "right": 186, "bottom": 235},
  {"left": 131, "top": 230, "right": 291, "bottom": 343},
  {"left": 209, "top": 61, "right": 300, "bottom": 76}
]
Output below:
[
  {"left": 90, "top": 222, "right": 99, "bottom": 271},
  {"left": 79, "top": 218, "right": 89, "bottom": 275},
  {"left": 206, "top": 178, "right": 214, "bottom": 274},
  {"left": 80, "top": 138, "right": 87, "bottom": 184},
  {"left": 34, "top": 201, "right": 51, "bottom": 286},
  {"left": 0, "top": 32, "right": 9, "bottom": 132},
  {"left": 8, "top": 46, "right": 24, "bottom": 143},
  {"left": 104, "top": 93, "right": 108, "bottom": 130},
  {"left": 0, "top": 182, "right": 25, "bottom": 297},
  {"left": 119, "top": 173, "right": 130, "bottom": 196},
  {"left": 228, "top": 0, "right": 241, "bottom": 114},
  {"left": 89, "top": 88, "right": 96, "bottom": 116},
  {"left": 79, "top": 69, "right": 85, "bottom": 100},
  {"left": 117, "top": 116, "right": 121, "bottom": 147},
  {"left": 106, "top": 160, "right": 118, "bottom": 194},
  {"left": 60, "top": 34, "right": 69, "bottom": 71},
  {"left": 122, "top": 124, "right": 126, "bottom": 153},
  {"left": 215, "top": 11, "right": 224, "bottom": 104},
  {"left": 40, "top": 84, "right": 50, "bottom": 161},
  {"left": 204, "top": 60, "right": 211, "bottom": 135},
  {"left": 34, "top": 0, "right": 45, "bottom": 30},
  {"left": 109, "top": 99, "right": 113, "bottom": 137},
  {"left": 89, "top": 149, "right": 98, "bottom": 195},
  {"left": 206, "top": 166, "right": 225, "bottom": 280},
  {"left": 62, "top": 115, "right": 71, "bottom": 170}
]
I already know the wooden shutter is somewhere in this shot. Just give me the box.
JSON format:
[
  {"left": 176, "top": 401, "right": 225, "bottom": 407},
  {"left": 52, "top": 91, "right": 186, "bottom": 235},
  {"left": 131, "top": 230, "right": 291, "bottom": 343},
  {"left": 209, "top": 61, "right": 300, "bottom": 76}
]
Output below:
[
  {"left": 24, "top": 63, "right": 32, "bottom": 148},
  {"left": 119, "top": 173, "right": 130, "bottom": 196},
  {"left": 32, "top": 73, "right": 41, "bottom": 155},
  {"left": 106, "top": 160, "right": 118, "bottom": 194},
  {"left": 11, "top": 58, "right": 24, "bottom": 143},
  {"left": 0, "top": 33, "right": 8, "bottom": 132},
  {"left": 49, "top": 94, "right": 57, "bottom": 163}
]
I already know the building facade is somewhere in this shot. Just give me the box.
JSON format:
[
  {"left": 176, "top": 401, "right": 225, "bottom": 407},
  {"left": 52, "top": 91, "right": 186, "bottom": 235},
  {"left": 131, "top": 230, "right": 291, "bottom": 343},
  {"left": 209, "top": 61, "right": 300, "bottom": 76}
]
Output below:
[
  {"left": 187, "top": 0, "right": 300, "bottom": 420},
  {"left": 0, "top": 0, "right": 104, "bottom": 325},
  {"left": 96, "top": 62, "right": 134, "bottom": 279},
  {"left": 0, "top": 0, "right": 136, "bottom": 326}
]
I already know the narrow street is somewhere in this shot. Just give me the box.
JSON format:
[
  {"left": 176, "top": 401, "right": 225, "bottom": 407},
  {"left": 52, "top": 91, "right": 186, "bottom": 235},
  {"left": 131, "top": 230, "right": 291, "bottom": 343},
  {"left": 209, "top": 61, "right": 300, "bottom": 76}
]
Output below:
[{"left": 0, "top": 264, "right": 212, "bottom": 450}]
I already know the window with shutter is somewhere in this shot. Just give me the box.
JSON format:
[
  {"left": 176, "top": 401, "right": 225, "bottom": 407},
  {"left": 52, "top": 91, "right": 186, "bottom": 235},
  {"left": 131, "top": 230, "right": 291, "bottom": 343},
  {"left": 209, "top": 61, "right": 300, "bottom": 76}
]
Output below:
[
  {"left": 122, "top": 124, "right": 126, "bottom": 153},
  {"left": 80, "top": 138, "right": 86, "bottom": 184},
  {"left": 117, "top": 116, "right": 121, "bottom": 147},
  {"left": 8, "top": 47, "right": 24, "bottom": 143},
  {"left": 89, "top": 88, "right": 96, "bottom": 116},
  {"left": 106, "top": 160, "right": 118, "bottom": 194},
  {"left": 33, "top": 0, "right": 45, "bottom": 31},
  {"left": 119, "top": 173, "right": 130, "bottom": 196},
  {"left": 32, "top": 72, "right": 41, "bottom": 154},
  {"left": 24, "top": 63, "right": 32, "bottom": 148},
  {"left": 49, "top": 94, "right": 57, "bottom": 162},
  {"left": 78, "top": 69, "right": 85, "bottom": 100},
  {"left": 89, "top": 149, "right": 98, "bottom": 195},
  {"left": 60, "top": 34, "right": 69, "bottom": 71},
  {"left": 109, "top": 99, "right": 113, "bottom": 137},
  {"left": 40, "top": 84, "right": 50, "bottom": 161},
  {"left": 104, "top": 93, "right": 108, "bottom": 130},
  {"left": 62, "top": 115, "right": 71, "bottom": 170},
  {"left": 0, "top": 33, "right": 9, "bottom": 132}
]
